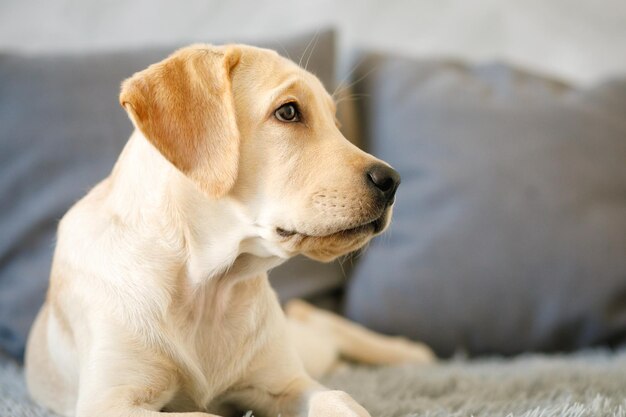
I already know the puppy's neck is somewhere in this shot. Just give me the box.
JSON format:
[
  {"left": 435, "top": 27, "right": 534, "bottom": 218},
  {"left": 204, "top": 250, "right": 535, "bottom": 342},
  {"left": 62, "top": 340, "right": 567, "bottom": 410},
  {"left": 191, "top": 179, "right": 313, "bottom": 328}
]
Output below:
[{"left": 107, "top": 131, "right": 286, "bottom": 286}]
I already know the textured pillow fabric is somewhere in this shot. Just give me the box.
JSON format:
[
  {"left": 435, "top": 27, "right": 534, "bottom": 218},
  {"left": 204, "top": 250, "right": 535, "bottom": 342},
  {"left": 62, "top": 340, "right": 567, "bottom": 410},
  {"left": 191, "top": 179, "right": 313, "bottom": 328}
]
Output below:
[
  {"left": 0, "top": 30, "right": 338, "bottom": 360},
  {"left": 345, "top": 54, "right": 626, "bottom": 357}
]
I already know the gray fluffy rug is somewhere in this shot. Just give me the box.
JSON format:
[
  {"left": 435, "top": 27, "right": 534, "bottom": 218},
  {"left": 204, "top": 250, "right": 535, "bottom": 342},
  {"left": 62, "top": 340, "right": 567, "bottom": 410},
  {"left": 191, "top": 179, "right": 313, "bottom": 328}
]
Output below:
[{"left": 2, "top": 350, "right": 625, "bottom": 417}]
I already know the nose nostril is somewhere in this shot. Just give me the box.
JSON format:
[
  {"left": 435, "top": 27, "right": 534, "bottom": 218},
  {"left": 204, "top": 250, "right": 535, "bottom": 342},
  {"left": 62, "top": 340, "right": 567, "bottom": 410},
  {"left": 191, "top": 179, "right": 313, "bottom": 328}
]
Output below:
[
  {"left": 367, "top": 165, "right": 401, "bottom": 202},
  {"left": 378, "top": 177, "right": 394, "bottom": 192}
]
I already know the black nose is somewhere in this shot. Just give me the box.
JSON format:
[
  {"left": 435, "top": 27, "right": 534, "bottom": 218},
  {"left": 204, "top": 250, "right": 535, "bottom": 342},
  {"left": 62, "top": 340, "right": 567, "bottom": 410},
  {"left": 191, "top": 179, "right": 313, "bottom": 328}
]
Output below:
[{"left": 366, "top": 164, "right": 401, "bottom": 203}]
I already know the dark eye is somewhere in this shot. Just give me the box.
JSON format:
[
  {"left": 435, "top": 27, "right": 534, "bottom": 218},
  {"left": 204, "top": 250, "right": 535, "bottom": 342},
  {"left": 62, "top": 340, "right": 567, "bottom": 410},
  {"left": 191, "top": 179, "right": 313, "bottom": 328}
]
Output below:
[{"left": 274, "top": 102, "right": 300, "bottom": 122}]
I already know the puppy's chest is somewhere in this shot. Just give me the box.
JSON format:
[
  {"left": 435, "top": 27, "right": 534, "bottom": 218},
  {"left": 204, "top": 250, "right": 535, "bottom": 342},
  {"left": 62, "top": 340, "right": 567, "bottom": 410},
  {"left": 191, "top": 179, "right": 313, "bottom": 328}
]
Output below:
[{"left": 164, "top": 283, "right": 275, "bottom": 409}]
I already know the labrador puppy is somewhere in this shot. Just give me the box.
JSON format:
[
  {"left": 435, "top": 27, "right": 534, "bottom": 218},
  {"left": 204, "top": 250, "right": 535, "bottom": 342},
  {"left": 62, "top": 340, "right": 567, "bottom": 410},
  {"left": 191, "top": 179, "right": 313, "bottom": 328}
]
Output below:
[{"left": 25, "top": 44, "right": 433, "bottom": 417}]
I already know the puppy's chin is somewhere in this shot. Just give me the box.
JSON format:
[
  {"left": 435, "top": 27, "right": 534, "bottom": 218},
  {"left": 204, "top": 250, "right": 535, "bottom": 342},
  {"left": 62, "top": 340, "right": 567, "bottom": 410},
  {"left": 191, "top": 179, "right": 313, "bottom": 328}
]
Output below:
[
  {"left": 301, "top": 233, "right": 372, "bottom": 262},
  {"left": 281, "top": 208, "right": 392, "bottom": 262}
]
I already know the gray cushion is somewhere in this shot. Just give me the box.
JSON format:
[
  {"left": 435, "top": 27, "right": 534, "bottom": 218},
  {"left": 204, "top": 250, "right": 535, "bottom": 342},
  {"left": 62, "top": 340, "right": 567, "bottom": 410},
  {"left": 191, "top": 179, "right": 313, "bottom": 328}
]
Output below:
[
  {"left": 0, "top": 30, "right": 339, "bottom": 360},
  {"left": 344, "top": 54, "right": 626, "bottom": 357}
]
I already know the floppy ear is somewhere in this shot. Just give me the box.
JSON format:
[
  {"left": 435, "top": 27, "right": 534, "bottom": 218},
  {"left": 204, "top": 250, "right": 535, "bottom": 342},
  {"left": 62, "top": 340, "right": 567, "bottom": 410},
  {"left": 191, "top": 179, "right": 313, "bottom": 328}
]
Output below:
[{"left": 120, "top": 44, "right": 241, "bottom": 197}]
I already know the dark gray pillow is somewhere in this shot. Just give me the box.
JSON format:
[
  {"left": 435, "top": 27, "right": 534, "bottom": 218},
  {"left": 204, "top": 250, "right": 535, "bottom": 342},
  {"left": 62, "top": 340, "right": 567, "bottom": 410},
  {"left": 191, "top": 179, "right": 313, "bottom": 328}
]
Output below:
[
  {"left": 0, "top": 30, "right": 339, "bottom": 360},
  {"left": 344, "top": 54, "right": 626, "bottom": 357}
]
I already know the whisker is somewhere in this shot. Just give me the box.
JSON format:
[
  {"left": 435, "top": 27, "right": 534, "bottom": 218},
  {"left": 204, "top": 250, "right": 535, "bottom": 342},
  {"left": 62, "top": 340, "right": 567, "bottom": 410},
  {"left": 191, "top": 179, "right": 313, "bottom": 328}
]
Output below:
[
  {"left": 304, "top": 31, "right": 321, "bottom": 71},
  {"left": 298, "top": 29, "right": 320, "bottom": 68},
  {"left": 335, "top": 66, "right": 378, "bottom": 99},
  {"left": 333, "top": 93, "right": 371, "bottom": 106},
  {"left": 332, "top": 56, "right": 367, "bottom": 98},
  {"left": 274, "top": 40, "right": 292, "bottom": 61},
  {"left": 337, "top": 256, "right": 348, "bottom": 280}
]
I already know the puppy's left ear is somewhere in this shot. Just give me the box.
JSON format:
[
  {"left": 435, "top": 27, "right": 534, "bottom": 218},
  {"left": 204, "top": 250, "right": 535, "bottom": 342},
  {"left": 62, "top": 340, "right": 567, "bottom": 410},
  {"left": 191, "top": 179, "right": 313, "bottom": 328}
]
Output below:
[{"left": 120, "top": 45, "right": 241, "bottom": 197}]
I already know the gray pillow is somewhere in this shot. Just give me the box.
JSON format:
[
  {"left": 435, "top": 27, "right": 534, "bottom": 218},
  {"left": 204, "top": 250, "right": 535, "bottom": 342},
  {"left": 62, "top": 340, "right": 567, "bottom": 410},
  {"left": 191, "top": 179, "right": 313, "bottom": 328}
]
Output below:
[
  {"left": 0, "top": 30, "right": 339, "bottom": 360},
  {"left": 344, "top": 54, "right": 626, "bottom": 357}
]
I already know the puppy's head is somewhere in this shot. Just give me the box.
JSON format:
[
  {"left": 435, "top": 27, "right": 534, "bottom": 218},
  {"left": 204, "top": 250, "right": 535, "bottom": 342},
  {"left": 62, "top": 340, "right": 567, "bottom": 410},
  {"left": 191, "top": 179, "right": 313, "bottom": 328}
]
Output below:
[{"left": 120, "top": 44, "right": 399, "bottom": 262}]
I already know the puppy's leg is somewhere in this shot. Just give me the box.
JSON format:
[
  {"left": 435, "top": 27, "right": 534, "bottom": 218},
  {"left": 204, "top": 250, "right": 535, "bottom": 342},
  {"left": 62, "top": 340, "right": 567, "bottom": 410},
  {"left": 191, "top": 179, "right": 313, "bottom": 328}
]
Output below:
[
  {"left": 225, "top": 331, "right": 371, "bottom": 417},
  {"left": 286, "top": 317, "right": 342, "bottom": 379},
  {"left": 286, "top": 299, "right": 436, "bottom": 366},
  {"left": 75, "top": 344, "right": 219, "bottom": 417}
]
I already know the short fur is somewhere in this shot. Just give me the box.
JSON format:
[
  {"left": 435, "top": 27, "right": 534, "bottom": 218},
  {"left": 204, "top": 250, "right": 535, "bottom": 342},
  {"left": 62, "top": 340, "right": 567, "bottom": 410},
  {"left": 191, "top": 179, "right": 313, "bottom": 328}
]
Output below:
[{"left": 25, "top": 44, "right": 433, "bottom": 417}]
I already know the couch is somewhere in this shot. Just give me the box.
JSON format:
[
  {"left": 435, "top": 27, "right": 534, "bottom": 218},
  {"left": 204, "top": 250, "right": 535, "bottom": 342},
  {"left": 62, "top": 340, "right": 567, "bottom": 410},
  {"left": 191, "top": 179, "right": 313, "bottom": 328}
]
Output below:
[{"left": 2, "top": 27, "right": 626, "bottom": 416}]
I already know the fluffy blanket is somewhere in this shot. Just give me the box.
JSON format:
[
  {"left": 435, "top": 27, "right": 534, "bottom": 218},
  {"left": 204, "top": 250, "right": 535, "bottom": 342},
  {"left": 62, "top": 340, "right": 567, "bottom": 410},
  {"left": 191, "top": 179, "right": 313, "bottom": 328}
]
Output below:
[{"left": 2, "top": 350, "right": 625, "bottom": 417}]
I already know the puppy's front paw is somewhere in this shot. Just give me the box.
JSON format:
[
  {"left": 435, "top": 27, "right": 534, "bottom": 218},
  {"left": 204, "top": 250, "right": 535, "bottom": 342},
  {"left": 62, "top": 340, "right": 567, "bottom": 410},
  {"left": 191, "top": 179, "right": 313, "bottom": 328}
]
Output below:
[{"left": 307, "top": 390, "right": 370, "bottom": 417}]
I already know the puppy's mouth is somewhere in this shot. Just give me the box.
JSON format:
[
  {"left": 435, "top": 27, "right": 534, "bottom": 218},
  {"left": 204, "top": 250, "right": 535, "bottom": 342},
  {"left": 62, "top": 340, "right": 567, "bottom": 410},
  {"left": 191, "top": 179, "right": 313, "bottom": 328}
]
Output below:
[{"left": 276, "top": 213, "right": 386, "bottom": 240}]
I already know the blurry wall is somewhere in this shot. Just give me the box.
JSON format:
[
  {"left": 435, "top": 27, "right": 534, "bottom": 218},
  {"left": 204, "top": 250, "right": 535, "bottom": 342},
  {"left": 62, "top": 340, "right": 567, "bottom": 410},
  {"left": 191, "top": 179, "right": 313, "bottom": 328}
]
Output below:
[{"left": 1, "top": 0, "right": 625, "bottom": 85}]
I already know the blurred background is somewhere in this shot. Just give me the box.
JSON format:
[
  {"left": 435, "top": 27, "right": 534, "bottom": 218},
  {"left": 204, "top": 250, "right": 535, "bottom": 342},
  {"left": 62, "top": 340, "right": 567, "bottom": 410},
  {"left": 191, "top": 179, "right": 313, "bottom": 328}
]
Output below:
[
  {"left": 2, "top": 0, "right": 626, "bottom": 84},
  {"left": 1, "top": 0, "right": 626, "bottom": 362}
]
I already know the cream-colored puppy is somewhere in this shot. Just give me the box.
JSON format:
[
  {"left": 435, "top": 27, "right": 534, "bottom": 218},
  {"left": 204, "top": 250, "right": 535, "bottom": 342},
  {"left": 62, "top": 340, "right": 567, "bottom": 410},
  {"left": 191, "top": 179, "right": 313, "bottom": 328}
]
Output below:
[{"left": 25, "top": 44, "right": 433, "bottom": 417}]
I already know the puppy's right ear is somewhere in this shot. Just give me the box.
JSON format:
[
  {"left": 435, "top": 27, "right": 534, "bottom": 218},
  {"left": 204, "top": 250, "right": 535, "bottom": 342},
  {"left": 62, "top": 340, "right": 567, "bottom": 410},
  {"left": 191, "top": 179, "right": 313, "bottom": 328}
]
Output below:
[{"left": 120, "top": 45, "right": 241, "bottom": 198}]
